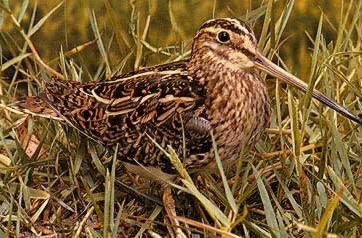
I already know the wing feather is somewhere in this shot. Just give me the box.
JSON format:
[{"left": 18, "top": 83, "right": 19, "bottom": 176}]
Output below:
[{"left": 39, "top": 60, "right": 211, "bottom": 172}]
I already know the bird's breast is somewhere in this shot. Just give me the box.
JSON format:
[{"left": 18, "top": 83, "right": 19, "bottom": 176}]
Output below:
[{"left": 206, "top": 72, "right": 270, "bottom": 161}]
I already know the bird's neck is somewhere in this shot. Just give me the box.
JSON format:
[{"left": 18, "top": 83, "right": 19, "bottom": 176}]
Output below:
[{"left": 188, "top": 51, "right": 255, "bottom": 92}]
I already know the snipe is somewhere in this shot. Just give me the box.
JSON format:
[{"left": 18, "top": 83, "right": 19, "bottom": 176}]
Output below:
[
  {"left": 3, "top": 18, "right": 361, "bottom": 235},
  {"left": 8, "top": 18, "right": 361, "bottom": 177}
]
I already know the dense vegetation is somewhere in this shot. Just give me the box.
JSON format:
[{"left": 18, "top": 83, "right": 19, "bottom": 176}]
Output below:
[{"left": 0, "top": 0, "right": 361, "bottom": 237}]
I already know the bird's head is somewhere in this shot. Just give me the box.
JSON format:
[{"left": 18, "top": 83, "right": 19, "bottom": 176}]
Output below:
[
  {"left": 191, "top": 18, "right": 362, "bottom": 125},
  {"left": 192, "top": 18, "right": 258, "bottom": 70}
]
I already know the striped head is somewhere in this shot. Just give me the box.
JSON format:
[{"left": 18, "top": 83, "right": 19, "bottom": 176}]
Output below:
[
  {"left": 192, "top": 18, "right": 258, "bottom": 70},
  {"left": 190, "top": 18, "right": 362, "bottom": 125}
]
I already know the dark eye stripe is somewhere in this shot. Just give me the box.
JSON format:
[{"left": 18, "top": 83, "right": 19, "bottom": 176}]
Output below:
[
  {"left": 241, "top": 48, "right": 255, "bottom": 59},
  {"left": 194, "top": 30, "right": 216, "bottom": 41}
]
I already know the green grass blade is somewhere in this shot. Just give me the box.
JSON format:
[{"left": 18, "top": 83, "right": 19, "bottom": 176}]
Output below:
[
  {"left": 331, "top": 116, "right": 356, "bottom": 191},
  {"left": 89, "top": 10, "right": 111, "bottom": 77},
  {"left": 0, "top": 53, "right": 31, "bottom": 72},
  {"left": 327, "top": 166, "right": 361, "bottom": 218},
  {"left": 253, "top": 165, "right": 280, "bottom": 238},
  {"left": 314, "top": 194, "right": 339, "bottom": 238},
  {"left": 182, "top": 179, "right": 230, "bottom": 228},
  {"left": 302, "top": 14, "right": 323, "bottom": 113},
  {"left": 17, "top": 0, "right": 29, "bottom": 22},
  {"left": 134, "top": 206, "right": 162, "bottom": 238},
  {"left": 259, "top": 0, "right": 273, "bottom": 51},
  {"left": 211, "top": 132, "right": 238, "bottom": 215},
  {"left": 27, "top": 1, "right": 63, "bottom": 37}
]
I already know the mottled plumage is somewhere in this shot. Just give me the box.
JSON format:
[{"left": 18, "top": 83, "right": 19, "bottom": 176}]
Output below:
[{"left": 8, "top": 18, "right": 362, "bottom": 178}]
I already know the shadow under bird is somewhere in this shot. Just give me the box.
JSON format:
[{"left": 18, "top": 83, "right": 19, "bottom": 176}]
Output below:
[{"left": 4, "top": 18, "right": 362, "bottom": 180}]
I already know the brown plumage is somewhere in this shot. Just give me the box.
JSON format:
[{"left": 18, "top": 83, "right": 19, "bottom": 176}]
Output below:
[{"left": 7, "top": 18, "right": 362, "bottom": 178}]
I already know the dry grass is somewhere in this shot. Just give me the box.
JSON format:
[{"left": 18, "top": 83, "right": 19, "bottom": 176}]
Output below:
[{"left": 0, "top": 0, "right": 362, "bottom": 237}]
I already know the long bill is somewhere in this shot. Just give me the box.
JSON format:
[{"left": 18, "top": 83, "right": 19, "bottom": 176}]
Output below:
[{"left": 254, "top": 53, "right": 362, "bottom": 125}]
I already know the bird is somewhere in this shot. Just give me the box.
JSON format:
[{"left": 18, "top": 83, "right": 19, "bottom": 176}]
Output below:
[
  {"left": 2, "top": 18, "right": 362, "bottom": 235},
  {"left": 7, "top": 17, "right": 361, "bottom": 176}
]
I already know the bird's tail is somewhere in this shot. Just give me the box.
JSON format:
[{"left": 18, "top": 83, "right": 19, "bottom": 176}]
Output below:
[{"left": 0, "top": 96, "right": 63, "bottom": 121}]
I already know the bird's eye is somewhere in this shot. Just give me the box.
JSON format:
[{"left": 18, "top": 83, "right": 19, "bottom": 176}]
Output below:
[{"left": 217, "top": 31, "right": 230, "bottom": 43}]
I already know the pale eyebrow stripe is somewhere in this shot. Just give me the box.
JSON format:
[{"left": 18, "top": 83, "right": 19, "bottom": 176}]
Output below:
[
  {"left": 226, "top": 18, "right": 257, "bottom": 43},
  {"left": 228, "top": 18, "right": 249, "bottom": 35}
]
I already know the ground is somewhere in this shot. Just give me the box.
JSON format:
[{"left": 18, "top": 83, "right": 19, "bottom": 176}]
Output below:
[{"left": 0, "top": 0, "right": 362, "bottom": 237}]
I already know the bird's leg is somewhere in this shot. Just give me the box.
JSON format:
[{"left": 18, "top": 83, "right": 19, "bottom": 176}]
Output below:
[{"left": 162, "top": 184, "right": 188, "bottom": 238}]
